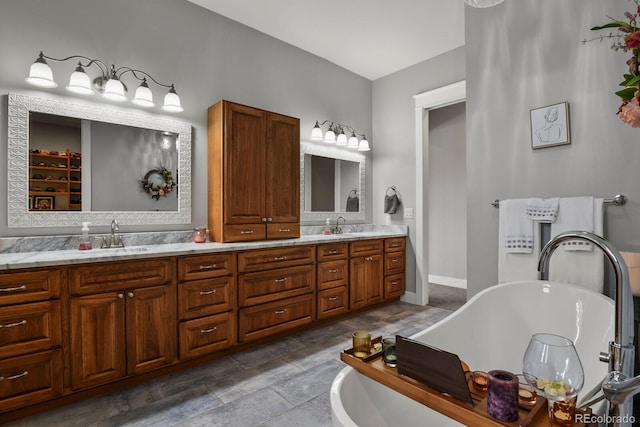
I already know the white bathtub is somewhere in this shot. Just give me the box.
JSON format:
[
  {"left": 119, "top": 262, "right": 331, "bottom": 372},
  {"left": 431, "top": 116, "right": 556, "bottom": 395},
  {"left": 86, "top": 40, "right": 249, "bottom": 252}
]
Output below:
[{"left": 330, "top": 280, "right": 615, "bottom": 427}]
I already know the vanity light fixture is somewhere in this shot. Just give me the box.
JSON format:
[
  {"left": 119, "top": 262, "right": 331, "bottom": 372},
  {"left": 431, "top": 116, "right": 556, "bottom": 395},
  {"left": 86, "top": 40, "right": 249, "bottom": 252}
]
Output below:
[
  {"left": 25, "top": 51, "right": 184, "bottom": 113},
  {"left": 464, "top": 0, "right": 504, "bottom": 7},
  {"left": 310, "top": 120, "right": 370, "bottom": 151}
]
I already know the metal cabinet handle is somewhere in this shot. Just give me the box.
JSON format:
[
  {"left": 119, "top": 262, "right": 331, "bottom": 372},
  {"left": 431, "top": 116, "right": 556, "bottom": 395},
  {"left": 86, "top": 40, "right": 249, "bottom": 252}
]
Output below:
[
  {"left": 274, "top": 256, "right": 287, "bottom": 261},
  {"left": 274, "top": 277, "right": 287, "bottom": 283},
  {"left": 365, "top": 256, "right": 373, "bottom": 261},
  {"left": 262, "top": 218, "right": 268, "bottom": 223},
  {"left": 328, "top": 296, "right": 339, "bottom": 301},
  {"left": 0, "top": 371, "right": 28, "bottom": 381},
  {"left": 391, "top": 281, "right": 399, "bottom": 285},
  {"left": 199, "top": 289, "right": 217, "bottom": 295},
  {"left": 267, "top": 217, "right": 273, "bottom": 222},
  {"left": 0, "top": 319, "right": 27, "bottom": 329},
  {"left": 199, "top": 264, "right": 217, "bottom": 270},
  {"left": 200, "top": 327, "right": 217, "bottom": 334},
  {"left": 127, "top": 291, "right": 134, "bottom": 298},
  {"left": 240, "top": 230, "right": 255, "bottom": 235},
  {"left": 279, "top": 228, "right": 290, "bottom": 232},
  {"left": 391, "top": 259, "right": 399, "bottom": 263},
  {"left": 275, "top": 309, "right": 287, "bottom": 314},
  {"left": 327, "top": 250, "right": 339, "bottom": 255},
  {"left": 0, "top": 285, "right": 26, "bottom": 292},
  {"left": 117, "top": 293, "right": 124, "bottom": 299},
  {"left": 391, "top": 243, "right": 401, "bottom": 247},
  {"left": 328, "top": 269, "right": 338, "bottom": 273}
]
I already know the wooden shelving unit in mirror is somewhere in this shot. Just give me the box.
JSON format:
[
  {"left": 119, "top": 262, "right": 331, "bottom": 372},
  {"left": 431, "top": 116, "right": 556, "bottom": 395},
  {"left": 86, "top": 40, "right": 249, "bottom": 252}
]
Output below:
[{"left": 29, "top": 148, "right": 81, "bottom": 211}]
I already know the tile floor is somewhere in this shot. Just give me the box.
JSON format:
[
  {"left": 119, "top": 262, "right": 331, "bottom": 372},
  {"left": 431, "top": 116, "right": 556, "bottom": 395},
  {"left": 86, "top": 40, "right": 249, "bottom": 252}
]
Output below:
[{"left": 3, "top": 284, "right": 466, "bottom": 427}]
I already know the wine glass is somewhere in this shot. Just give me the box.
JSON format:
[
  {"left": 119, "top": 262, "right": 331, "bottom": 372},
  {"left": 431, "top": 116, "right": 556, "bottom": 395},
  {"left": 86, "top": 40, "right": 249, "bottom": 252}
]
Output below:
[{"left": 522, "top": 333, "right": 584, "bottom": 424}]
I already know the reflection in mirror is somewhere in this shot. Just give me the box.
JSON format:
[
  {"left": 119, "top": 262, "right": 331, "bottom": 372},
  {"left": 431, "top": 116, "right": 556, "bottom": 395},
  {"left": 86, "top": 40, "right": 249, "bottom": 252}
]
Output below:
[
  {"left": 8, "top": 92, "right": 191, "bottom": 228},
  {"left": 300, "top": 142, "right": 366, "bottom": 223}
]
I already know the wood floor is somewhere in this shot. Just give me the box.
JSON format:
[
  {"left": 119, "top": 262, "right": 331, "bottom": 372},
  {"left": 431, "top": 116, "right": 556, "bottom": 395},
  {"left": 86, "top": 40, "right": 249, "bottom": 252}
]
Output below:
[{"left": 3, "top": 285, "right": 466, "bottom": 427}]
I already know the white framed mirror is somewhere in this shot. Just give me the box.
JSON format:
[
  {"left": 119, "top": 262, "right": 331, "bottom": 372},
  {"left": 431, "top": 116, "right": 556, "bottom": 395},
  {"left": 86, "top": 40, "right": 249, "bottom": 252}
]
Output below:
[
  {"left": 300, "top": 141, "right": 366, "bottom": 222},
  {"left": 7, "top": 92, "right": 192, "bottom": 228}
]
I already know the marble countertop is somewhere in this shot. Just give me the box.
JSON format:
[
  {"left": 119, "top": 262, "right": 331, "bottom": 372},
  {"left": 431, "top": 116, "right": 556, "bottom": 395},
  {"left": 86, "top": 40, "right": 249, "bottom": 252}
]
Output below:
[{"left": 0, "top": 226, "right": 407, "bottom": 270}]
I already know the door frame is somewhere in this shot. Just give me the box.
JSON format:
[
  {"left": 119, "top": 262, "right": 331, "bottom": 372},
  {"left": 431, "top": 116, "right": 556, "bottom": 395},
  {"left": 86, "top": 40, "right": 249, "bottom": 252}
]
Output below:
[{"left": 413, "top": 81, "right": 466, "bottom": 305}]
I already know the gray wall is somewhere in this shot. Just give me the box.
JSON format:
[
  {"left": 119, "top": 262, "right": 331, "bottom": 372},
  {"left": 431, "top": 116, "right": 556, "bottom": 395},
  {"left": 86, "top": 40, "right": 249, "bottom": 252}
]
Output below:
[
  {"left": 428, "top": 102, "right": 466, "bottom": 283},
  {"left": 466, "top": 0, "right": 640, "bottom": 296},
  {"left": 0, "top": 0, "right": 372, "bottom": 237},
  {"left": 372, "top": 46, "right": 466, "bottom": 294}
]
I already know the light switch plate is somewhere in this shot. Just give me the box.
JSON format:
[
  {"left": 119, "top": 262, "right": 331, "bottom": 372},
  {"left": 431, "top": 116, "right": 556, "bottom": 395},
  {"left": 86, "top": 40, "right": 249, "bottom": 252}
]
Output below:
[{"left": 404, "top": 208, "right": 414, "bottom": 219}]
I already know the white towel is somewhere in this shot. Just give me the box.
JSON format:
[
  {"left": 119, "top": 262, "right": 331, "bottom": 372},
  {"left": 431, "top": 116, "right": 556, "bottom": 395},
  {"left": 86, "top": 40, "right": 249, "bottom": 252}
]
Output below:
[
  {"left": 549, "top": 197, "right": 604, "bottom": 293},
  {"left": 499, "top": 199, "right": 540, "bottom": 283},
  {"left": 551, "top": 197, "right": 595, "bottom": 251},
  {"left": 501, "top": 199, "right": 534, "bottom": 254},
  {"left": 526, "top": 197, "right": 559, "bottom": 223}
]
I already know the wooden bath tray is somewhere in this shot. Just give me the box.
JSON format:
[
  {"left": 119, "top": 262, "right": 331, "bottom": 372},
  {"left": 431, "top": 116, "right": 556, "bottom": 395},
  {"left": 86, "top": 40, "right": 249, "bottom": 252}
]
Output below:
[{"left": 340, "top": 348, "right": 591, "bottom": 427}]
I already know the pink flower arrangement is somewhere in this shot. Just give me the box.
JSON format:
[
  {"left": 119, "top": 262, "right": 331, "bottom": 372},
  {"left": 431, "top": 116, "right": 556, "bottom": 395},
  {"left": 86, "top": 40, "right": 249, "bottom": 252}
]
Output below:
[{"left": 589, "top": 0, "right": 640, "bottom": 127}]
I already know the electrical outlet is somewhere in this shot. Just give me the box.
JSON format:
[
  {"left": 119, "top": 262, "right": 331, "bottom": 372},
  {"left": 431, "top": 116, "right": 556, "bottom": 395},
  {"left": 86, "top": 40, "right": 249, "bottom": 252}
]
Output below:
[{"left": 404, "top": 207, "right": 413, "bottom": 219}]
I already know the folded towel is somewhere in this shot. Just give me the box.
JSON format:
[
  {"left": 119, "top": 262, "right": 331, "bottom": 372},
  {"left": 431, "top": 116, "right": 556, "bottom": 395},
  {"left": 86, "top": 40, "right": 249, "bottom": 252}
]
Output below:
[
  {"left": 499, "top": 199, "right": 540, "bottom": 283},
  {"left": 549, "top": 198, "right": 604, "bottom": 293},
  {"left": 526, "top": 197, "right": 559, "bottom": 223},
  {"left": 551, "top": 196, "right": 594, "bottom": 251}
]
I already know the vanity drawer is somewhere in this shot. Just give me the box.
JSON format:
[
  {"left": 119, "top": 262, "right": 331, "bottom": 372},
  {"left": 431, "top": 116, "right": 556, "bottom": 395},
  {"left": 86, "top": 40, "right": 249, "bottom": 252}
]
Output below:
[
  {"left": 179, "top": 312, "right": 236, "bottom": 360},
  {"left": 178, "top": 253, "right": 235, "bottom": 281},
  {"left": 0, "top": 301, "right": 62, "bottom": 359},
  {"left": 385, "top": 273, "right": 405, "bottom": 299},
  {"left": 238, "top": 265, "right": 315, "bottom": 307},
  {"left": 385, "top": 237, "right": 406, "bottom": 253},
  {"left": 0, "top": 269, "right": 61, "bottom": 306},
  {"left": 223, "top": 224, "right": 267, "bottom": 242},
  {"left": 317, "top": 286, "right": 348, "bottom": 319},
  {"left": 238, "top": 294, "right": 314, "bottom": 343},
  {"left": 317, "top": 260, "right": 348, "bottom": 290},
  {"left": 238, "top": 246, "right": 315, "bottom": 273},
  {"left": 317, "top": 243, "right": 348, "bottom": 261},
  {"left": 350, "top": 239, "right": 383, "bottom": 257},
  {"left": 385, "top": 251, "right": 405, "bottom": 276},
  {"left": 266, "top": 222, "right": 300, "bottom": 239},
  {"left": 70, "top": 258, "right": 173, "bottom": 294},
  {"left": 178, "top": 277, "right": 235, "bottom": 320},
  {"left": 0, "top": 349, "right": 63, "bottom": 413}
]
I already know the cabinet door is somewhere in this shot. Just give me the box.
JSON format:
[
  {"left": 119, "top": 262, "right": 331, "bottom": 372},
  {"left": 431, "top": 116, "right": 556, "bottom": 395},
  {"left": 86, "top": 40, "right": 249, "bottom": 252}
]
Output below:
[
  {"left": 126, "top": 285, "right": 175, "bottom": 374},
  {"left": 350, "top": 255, "right": 383, "bottom": 309},
  {"left": 224, "top": 102, "right": 266, "bottom": 224},
  {"left": 265, "top": 112, "right": 300, "bottom": 225},
  {"left": 70, "top": 293, "right": 126, "bottom": 390}
]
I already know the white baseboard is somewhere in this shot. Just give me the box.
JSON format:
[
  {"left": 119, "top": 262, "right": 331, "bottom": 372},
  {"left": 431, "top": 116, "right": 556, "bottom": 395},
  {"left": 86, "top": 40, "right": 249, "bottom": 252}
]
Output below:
[
  {"left": 400, "top": 291, "right": 417, "bottom": 304},
  {"left": 428, "top": 275, "right": 467, "bottom": 289}
]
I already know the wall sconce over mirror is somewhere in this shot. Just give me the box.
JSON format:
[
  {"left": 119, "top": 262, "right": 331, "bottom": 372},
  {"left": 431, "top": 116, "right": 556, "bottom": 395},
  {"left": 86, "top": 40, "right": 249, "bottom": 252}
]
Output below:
[
  {"left": 25, "top": 51, "right": 183, "bottom": 113},
  {"left": 310, "top": 120, "right": 370, "bottom": 151}
]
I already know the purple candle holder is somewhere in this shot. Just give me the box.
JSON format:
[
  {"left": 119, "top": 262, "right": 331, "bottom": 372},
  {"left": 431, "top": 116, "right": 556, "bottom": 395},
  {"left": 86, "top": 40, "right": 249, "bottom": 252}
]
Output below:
[{"left": 487, "top": 370, "right": 519, "bottom": 422}]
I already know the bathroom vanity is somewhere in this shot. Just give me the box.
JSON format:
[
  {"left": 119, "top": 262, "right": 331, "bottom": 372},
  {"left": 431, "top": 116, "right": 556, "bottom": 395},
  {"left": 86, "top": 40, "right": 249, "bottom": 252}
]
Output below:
[{"left": 0, "top": 231, "right": 405, "bottom": 421}]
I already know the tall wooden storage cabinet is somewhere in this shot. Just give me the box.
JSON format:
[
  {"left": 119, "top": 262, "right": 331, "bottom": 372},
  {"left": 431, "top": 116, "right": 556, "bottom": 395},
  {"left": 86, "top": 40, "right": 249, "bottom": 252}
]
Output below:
[{"left": 208, "top": 100, "right": 300, "bottom": 242}]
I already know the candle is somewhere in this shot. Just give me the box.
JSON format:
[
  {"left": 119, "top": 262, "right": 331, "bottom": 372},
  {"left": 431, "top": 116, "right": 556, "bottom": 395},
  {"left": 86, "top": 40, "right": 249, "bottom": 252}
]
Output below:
[{"left": 487, "top": 370, "right": 519, "bottom": 422}]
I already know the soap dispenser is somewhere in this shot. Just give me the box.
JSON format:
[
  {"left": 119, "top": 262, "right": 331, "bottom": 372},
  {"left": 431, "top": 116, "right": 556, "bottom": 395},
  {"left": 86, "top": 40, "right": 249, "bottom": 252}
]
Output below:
[
  {"left": 79, "top": 222, "right": 92, "bottom": 250},
  {"left": 323, "top": 218, "right": 332, "bottom": 235}
]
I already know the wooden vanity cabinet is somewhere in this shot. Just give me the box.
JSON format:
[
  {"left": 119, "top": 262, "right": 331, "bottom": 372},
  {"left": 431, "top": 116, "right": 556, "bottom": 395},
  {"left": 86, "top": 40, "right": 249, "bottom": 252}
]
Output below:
[
  {"left": 0, "top": 268, "right": 63, "bottom": 413},
  {"left": 68, "top": 258, "right": 175, "bottom": 390},
  {"left": 349, "top": 240, "right": 384, "bottom": 310},
  {"left": 237, "top": 246, "right": 315, "bottom": 342},
  {"left": 317, "top": 243, "right": 349, "bottom": 319},
  {"left": 177, "top": 253, "right": 237, "bottom": 360},
  {"left": 384, "top": 237, "right": 406, "bottom": 299},
  {"left": 207, "top": 100, "right": 300, "bottom": 243}
]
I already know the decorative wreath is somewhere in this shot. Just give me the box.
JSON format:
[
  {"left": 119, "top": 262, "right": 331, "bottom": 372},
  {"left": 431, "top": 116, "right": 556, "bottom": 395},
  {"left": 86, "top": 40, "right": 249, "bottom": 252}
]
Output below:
[{"left": 140, "top": 166, "right": 176, "bottom": 201}]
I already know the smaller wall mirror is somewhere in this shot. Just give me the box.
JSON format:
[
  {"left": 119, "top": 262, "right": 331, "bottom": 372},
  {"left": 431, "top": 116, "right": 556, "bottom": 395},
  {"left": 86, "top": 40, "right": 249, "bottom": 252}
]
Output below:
[{"left": 300, "top": 142, "right": 366, "bottom": 222}]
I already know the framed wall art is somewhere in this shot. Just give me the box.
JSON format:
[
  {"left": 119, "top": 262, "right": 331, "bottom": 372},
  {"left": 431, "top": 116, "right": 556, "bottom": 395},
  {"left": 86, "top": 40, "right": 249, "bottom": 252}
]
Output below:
[
  {"left": 530, "top": 102, "right": 571, "bottom": 149},
  {"left": 33, "top": 196, "right": 55, "bottom": 210}
]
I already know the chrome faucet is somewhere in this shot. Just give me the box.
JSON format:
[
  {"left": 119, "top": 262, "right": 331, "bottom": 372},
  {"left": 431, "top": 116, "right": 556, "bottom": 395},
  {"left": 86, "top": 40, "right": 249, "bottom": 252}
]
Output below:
[
  {"left": 101, "top": 219, "right": 125, "bottom": 248},
  {"left": 538, "top": 231, "right": 637, "bottom": 425},
  {"left": 333, "top": 216, "right": 346, "bottom": 234}
]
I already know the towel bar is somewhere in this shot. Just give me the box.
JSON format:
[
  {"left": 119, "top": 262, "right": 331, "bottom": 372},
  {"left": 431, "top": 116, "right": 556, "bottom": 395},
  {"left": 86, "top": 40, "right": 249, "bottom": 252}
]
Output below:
[{"left": 491, "top": 194, "right": 626, "bottom": 208}]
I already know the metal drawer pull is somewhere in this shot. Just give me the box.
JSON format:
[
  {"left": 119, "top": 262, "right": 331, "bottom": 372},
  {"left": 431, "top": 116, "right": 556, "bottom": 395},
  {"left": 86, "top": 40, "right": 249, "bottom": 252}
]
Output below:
[
  {"left": 328, "top": 269, "right": 338, "bottom": 273},
  {"left": 267, "top": 217, "right": 273, "bottom": 222},
  {"left": 199, "top": 264, "right": 217, "bottom": 270},
  {"left": 128, "top": 292, "right": 134, "bottom": 298},
  {"left": 279, "top": 228, "right": 291, "bottom": 233},
  {"left": 0, "top": 285, "right": 27, "bottom": 292},
  {"left": 274, "top": 277, "right": 287, "bottom": 283},
  {"left": 118, "top": 293, "right": 124, "bottom": 299},
  {"left": 0, "top": 319, "right": 27, "bottom": 329},
  {"left": 0, "top": 371, "right": 28, "bottom": 381},
  {"left": 365, "top": 256, "right": 373, "bottom": 261},
  {"left": 274, "top": 256, "right": 288, "bottom": 261},
  {"left": 200, "top": 327, "right": 217, "bottom": 334},
  {"left": 275, "top": 309, "right": 287, "bottom": 314},
  {"left": 328, "top": 296, "right": 339, "bottom": 301},
  {"left": 327, "top": 250, "right": 339, "bottom": 255},
  {"left": 391, "top": 281, "right": 399, "bottom": 285},
  {"left": 199, "top": 289, "right": 217, "bottom": 295},
  {"left": 240, "top": 230, "right": 255, "bottom": 235},
  {"left": 391, "top": 259, "right": 399, "bottom": 263},
  {"left": 391, "top": 243, "right": 401, "bottom": 247}
]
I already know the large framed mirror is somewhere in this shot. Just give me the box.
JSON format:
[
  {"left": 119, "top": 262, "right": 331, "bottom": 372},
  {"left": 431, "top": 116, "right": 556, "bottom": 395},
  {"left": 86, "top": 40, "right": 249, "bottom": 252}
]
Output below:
[
  {"left": 7, "top": 92, "right": 192, "bottom": 227},
  {"left": 300, "top": 142, "right": 366, "bottom": 222}
]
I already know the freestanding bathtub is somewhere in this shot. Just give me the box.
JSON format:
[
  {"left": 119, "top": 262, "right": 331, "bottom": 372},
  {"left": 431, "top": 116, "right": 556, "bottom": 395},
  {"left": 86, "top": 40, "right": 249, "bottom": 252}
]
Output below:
[{"left": 330, "top": 280, "right": 615, "bottom": 426}]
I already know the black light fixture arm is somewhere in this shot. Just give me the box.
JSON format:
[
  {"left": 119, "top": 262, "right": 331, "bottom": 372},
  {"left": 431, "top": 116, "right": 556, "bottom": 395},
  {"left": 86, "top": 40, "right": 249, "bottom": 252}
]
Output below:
[
  {"left": 114, "top": 66, "right": 174, "bottom": 89},
  {"left": 314, "top": 119, "right": 365, "bottom": 137},
  {"left": 37, "top": 51, "right": 109, "bottom": 76}
]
